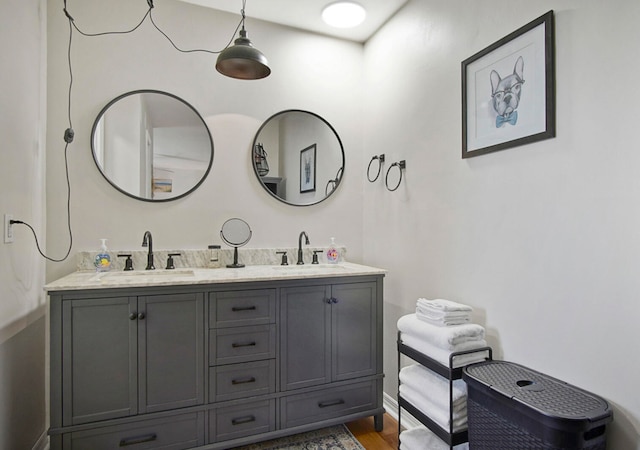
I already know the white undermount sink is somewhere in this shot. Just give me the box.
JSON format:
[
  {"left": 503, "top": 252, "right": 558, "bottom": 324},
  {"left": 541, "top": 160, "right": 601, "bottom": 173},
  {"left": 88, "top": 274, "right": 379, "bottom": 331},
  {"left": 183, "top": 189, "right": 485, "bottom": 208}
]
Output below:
[
  {"left": 93, "top": 269, "right": 195, "bottom": 281},
  {"left": 271, "top": 264, "right": 346, "bottom": 270}
]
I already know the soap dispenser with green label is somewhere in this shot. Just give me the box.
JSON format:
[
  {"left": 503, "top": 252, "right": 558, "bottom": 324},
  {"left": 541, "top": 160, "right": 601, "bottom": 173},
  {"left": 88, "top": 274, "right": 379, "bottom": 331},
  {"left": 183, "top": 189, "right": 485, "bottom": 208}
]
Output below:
[{"left": 94, "top": 238, "right": 112, "bottom": 272}]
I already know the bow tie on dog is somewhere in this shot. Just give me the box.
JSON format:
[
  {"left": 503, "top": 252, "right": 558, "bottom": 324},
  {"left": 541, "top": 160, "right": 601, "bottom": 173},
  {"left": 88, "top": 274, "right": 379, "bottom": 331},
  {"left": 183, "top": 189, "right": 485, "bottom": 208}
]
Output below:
[
  {"left": 491, "top": 56, "right": 525, "bottom": 128},
  {"left": 496, "top": 111, "right": 518, "bottom": 127}
]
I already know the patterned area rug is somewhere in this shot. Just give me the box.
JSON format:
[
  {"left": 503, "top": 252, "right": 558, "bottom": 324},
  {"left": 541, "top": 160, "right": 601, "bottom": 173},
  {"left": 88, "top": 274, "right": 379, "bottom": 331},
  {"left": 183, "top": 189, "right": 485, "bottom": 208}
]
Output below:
[{"left": 232, "top": 425, "right": 365, "bottom": 450}]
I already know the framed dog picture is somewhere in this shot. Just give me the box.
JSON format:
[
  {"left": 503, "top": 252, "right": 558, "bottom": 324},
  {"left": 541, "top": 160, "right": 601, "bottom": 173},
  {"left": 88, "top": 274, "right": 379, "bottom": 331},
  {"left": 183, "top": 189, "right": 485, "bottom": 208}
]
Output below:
[
  {"left": 300, "top": 144, "right": 316, "bottom": 193},
  {"left": 462, "top": 10, "right": 555, "bottom": 158}
]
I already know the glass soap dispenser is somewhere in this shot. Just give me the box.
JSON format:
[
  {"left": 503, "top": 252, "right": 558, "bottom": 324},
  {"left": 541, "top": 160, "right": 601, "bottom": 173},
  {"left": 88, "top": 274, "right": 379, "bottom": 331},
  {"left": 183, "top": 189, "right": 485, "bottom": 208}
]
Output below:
[
  {"left": 94, "top": 238, "right": 112, "bottom": 272},
  {"left": 326, "top": 237, "right": 340, "bottom": 264}
]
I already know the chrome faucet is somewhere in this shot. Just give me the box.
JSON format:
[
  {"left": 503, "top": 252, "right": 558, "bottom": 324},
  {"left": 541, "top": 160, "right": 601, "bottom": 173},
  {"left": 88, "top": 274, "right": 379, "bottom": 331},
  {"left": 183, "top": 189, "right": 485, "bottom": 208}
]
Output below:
[
  {"left": 142, "top": 231, "right": 155, "bottom": 270},
  {"left": 297, "top": 231, "right": 310, "bottom": 265}
]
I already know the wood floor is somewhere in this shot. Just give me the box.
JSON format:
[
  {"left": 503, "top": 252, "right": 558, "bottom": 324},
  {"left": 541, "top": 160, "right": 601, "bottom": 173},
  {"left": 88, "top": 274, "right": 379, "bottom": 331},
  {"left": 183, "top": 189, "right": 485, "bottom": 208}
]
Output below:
[{"left": 346, "top": 413, "right": 399, "bottom": 450}]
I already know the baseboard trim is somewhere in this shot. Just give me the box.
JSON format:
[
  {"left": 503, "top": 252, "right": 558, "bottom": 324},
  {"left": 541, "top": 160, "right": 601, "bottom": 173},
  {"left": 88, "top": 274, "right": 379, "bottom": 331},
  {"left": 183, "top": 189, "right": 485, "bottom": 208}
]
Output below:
[
  {"left": 383, "top": 391, "right": 421, "bottom": 430},
  {"left": 33, "top": 430, "right": 49, "bottom": 450}
]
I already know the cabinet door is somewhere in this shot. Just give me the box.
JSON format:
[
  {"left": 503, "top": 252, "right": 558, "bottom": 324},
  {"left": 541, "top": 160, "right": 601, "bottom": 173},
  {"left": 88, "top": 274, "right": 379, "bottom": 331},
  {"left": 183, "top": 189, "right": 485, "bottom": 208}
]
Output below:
[
  {"left": 280, "top": 285, "right": 331, "bottom": 390},
  {"left": 138, "top": 293, "right": 204, "bottom": 414},
  {"left": 62, "top": 297, "right": 137, "bottom": 425},
  {"left": 332, "top": 282, "right": 378, "bottom": 381}
]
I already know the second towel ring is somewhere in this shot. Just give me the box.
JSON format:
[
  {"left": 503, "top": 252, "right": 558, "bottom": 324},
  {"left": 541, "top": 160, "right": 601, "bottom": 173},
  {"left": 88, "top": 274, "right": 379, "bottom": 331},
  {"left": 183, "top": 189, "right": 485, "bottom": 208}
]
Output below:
[
  {"left": 385, "top": 160, "right": 406, "bottom": 192},
  {"left": 367, "top": 154, "right": 385, "bottom": 182}
]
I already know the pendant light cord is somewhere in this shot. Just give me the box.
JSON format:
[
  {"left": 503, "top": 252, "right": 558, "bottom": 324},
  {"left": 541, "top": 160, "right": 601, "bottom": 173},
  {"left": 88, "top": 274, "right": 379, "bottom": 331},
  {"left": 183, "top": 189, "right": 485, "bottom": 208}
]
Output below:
[
  {"left": 14, "top": 0, "right": 250, "bottom": 262},
  {"left": 66, "top": 0, "right": 244, "bottom": 54}
]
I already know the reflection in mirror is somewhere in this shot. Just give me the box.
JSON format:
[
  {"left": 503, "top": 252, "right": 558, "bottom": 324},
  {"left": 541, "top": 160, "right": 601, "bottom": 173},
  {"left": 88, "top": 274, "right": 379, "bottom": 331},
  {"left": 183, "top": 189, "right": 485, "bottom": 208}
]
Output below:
[
  {"left": 252, "top": 110, "right": 345, "bottom": 206},
  {"left": 91, "top": 90, "right": 213, "bottom": 202}
]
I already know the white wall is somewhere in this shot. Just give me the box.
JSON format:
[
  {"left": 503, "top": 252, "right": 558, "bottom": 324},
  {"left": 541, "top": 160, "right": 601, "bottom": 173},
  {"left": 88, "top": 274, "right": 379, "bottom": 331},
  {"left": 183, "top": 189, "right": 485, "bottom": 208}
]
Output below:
[
  {"left": 363, "top": 0, "right": 640, "bottom": 448},
  {"left": 0, "top": 0, "right": 48, "bottom": 448},
  {"left": 45, "top": 0, "right": 365, "bottom": 283}
]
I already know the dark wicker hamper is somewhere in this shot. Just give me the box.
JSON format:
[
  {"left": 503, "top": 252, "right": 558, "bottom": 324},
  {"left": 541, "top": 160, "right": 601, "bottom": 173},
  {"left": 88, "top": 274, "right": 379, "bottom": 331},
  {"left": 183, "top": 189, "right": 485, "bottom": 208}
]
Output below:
[{"left": 462, "top": 361, "right": 612, "bottom": 450}]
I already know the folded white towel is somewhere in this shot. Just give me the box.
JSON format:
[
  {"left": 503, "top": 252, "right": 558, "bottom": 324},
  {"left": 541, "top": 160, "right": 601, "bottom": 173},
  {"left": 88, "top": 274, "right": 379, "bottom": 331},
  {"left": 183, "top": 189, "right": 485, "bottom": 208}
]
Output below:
[
  {"left": 399, "top": 384, "right": 467, "bottom": 432},
  {"left": 400, "top": 426, "right": 469, "bottom": 450},
  {"left": 416, "top": 307, "right": 471, "bottom": 326},
  {"left": 417, "top": 298, "right": 473, "bottom": 312},
  {"left": 397, "top": 314, "right": 485, "bottom": 350},
  {"left": 415, "top": 299, "right": 473, "bottom": 326},
  {"left": 400, "top": 364, "right": 467, "bottom": 411},
  {"left": 400, "top": 333, "right": 488, "bottom": 367}
]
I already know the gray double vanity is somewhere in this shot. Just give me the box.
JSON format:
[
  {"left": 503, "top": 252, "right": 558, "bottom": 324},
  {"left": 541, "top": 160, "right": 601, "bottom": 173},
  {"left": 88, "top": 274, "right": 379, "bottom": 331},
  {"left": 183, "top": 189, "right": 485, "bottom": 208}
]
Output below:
[
  {"left": 45, "top": 89, "right": 380, "bottom": 449},
  {"left": 46, "top": 263, "right": 385, "bottom": 449}
]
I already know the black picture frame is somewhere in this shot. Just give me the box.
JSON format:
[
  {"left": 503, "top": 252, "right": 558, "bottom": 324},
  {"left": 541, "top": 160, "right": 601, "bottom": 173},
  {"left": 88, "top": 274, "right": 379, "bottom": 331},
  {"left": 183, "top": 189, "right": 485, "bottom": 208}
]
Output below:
[
  {"left": 462, "top": 10, "right": 555, "bottom": 158},
  {"left": 300, "top": 144, "right": 316, "bottom": 193}
]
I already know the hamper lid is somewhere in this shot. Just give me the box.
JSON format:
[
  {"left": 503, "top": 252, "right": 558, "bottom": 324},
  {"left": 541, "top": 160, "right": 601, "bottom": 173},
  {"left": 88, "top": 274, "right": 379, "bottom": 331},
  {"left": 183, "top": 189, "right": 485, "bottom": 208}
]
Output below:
[{"left": 463, "top": 360, "right": 611, "bottom": 422}]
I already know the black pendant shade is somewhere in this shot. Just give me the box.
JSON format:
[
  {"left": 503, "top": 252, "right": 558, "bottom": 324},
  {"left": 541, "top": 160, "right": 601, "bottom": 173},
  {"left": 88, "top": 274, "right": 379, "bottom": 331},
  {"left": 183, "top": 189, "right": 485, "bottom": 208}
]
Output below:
[{"left": 216, "top": 29, "right": 270, "bottom": 80}]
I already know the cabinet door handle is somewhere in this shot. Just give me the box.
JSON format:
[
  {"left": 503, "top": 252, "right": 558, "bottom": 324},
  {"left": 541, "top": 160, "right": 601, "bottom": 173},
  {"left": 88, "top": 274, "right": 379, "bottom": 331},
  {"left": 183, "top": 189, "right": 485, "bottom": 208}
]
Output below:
[
  {"left": 231, "top": 306, "right": 257, "bottom": 312},
  {"left": 318, "top": 399, "right": 345, "bottom": 408},
  {"left": 137, "top": 312, "right": 145, "bottom": 320},
  {"left": 129, "top": 313, "right": 137, "bottom": 321},
  {"left": 231, "top": 415, "right": 256, "bottom": 426},
  {"left": 231, "top": 376, "right": 256, "bottom": 385},
  {"left": 332, "top": 297, "right": 339, "bottom": 304},
  {"left": 119, "top": 433, "right": 157, "bottom": 446},
  {"left": 232, "top": 341, "right": 256, "bottom": 348}
]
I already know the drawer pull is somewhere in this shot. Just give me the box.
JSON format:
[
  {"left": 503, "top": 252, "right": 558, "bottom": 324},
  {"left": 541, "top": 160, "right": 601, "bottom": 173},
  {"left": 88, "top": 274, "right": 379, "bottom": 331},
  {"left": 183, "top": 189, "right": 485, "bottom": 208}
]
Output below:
[
  {"left": 232, "top": 341, "right": 257, "bottom": 348},
  {"left": 232, "top": 306, "right": 257, "bottom": 312},
  {"left": 232, "top": 376, "right": 256, "bottom": 385},
  {"left": 119, "top": 433, "right": 157, "bottom": 446},
  {"left": 318, "top": 399, "right": 345, "bottom": 408},
  {"left": 231, "top": 415, "right": 256, "bottom": 426}
]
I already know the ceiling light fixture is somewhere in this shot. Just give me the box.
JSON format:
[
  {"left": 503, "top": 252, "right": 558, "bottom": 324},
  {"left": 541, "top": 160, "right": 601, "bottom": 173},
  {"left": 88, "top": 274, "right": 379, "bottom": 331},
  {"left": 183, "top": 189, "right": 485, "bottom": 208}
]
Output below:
[
  {"left": 216, "top": 0, "right": 270, "bottom": 80},
  {"left": 321, "top": 1, "right": 367, "bottom": 29}
]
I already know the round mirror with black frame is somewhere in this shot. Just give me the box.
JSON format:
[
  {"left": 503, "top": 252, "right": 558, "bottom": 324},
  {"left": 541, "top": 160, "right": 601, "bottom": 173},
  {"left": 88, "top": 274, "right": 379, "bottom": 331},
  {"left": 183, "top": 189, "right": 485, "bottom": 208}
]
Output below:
[
  {"left": 91, "top": 90, "right": 214, "bottom": 202},
  {"left": 252, "top": 110, "right": 345, "bottom": 206}
]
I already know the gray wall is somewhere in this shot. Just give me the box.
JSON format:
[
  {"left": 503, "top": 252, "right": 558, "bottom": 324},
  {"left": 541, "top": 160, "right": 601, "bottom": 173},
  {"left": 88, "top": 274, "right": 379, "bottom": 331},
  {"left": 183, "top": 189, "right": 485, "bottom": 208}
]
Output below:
[
  {"left": 0, "top": 0, "right": 48, "bottom": 448},
  {"left": 363, "top": 1, "right": 640, "bottom": 448}
]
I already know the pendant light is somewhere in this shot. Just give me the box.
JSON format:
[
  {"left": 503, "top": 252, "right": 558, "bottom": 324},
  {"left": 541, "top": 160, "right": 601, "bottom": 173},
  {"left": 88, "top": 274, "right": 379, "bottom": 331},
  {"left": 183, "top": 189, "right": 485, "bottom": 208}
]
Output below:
[{"left": 216, "top": 0, "right": 270, "bottom": 80}]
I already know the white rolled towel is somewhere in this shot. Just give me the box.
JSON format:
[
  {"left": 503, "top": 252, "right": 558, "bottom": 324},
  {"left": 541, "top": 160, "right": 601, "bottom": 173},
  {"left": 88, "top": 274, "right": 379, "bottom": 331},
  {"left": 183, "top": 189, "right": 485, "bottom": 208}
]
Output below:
[
  {"left": 400, "top": 364, "right": 467, "bottom": 411},
  {"left": 397, "top": 314, "right": 485, "bottom": 350},
  {"left": 399, "top": 384, "right": 467, "bottom": 432},
  {"left": 400, "top": 333, "right": 488, "bottom": 368},
  {"left": 400, "top": 426, "right": 469, "bottom": 450}
]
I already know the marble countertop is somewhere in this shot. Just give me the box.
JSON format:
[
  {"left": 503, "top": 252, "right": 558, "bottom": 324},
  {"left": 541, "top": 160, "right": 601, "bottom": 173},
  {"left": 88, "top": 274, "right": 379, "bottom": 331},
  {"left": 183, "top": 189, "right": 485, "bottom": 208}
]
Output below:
[{"left": 45, "top": 262, "right": 386, "bottom": 292}]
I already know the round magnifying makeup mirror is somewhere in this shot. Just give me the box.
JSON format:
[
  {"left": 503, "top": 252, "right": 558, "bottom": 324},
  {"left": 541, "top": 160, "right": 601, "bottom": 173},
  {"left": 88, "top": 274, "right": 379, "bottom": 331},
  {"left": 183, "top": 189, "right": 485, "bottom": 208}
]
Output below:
[{"left": 220, "top": 218, "right": 252, "bottom": 268}]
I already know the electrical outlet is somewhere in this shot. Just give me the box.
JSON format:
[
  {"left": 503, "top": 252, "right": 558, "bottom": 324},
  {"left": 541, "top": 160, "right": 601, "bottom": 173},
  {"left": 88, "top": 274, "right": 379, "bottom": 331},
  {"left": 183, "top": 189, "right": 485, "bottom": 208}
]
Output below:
[{"left": 4, "top": 214, "right": 14, "bottom": 244}]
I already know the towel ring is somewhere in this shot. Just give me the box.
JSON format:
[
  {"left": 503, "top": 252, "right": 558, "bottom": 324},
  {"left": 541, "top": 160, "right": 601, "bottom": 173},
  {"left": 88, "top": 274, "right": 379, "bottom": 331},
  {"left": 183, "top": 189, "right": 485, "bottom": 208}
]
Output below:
[
  {"left": 385, "top": 160, "right": 406, "bottom": 192},
  {"left": 367, "top": 154, "right": 385, "bottom": 182},
  {"left": 325, "top": 167, "right": 343, "bottom": 196}
]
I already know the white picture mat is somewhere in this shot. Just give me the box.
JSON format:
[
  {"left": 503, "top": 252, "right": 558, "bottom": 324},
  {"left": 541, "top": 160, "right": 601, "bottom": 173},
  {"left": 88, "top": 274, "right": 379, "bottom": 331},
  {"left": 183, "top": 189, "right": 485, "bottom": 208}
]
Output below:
[{"left": 465, "top": 22, "right": 547, "bottom": 152}]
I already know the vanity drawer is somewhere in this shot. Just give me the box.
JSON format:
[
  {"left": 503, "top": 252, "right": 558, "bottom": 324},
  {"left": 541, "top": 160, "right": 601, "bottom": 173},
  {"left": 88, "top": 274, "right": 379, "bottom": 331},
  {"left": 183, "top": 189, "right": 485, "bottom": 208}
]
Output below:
[
  {"left": 209, "top": 399, "right": 275, "bottom": 443},
  {"left": 209, "top": 289, "right": 276, "bottom": 328},
  {"left": 209, "top": 360, "right": 276, "bottom": 402},
  {"left": 280, "top": 380, "right": 377, "bottom": 428},
  {"left": 210, "top": 324, "right": 276, "bottom": 365},
  {"left": 66, "top": 412, "right": 203, "bottom": 450}
]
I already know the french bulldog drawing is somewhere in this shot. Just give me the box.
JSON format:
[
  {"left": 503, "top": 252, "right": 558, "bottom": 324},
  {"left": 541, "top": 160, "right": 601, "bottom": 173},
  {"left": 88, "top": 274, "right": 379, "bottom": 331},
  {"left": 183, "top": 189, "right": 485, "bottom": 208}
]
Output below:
[{"left": 490, "top": 56, "right": 525, "bottom": 128}]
